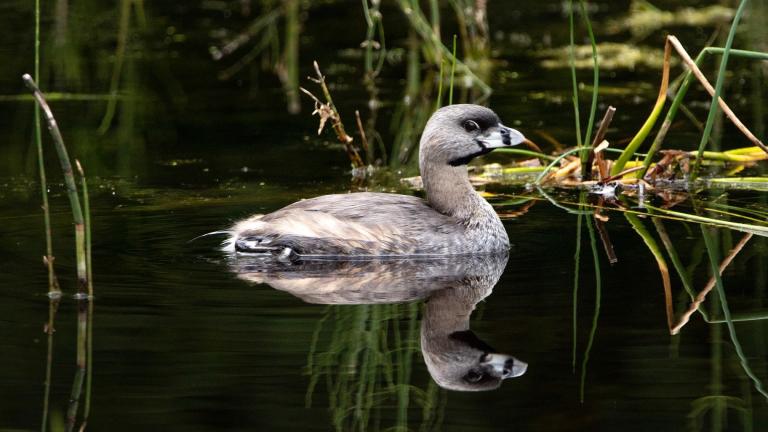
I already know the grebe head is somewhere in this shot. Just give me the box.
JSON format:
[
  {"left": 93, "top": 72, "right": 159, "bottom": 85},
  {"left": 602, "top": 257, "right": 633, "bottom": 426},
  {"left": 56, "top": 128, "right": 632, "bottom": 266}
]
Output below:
[{"left": 418, "top": 104, "right": 526, "bottom": 170}]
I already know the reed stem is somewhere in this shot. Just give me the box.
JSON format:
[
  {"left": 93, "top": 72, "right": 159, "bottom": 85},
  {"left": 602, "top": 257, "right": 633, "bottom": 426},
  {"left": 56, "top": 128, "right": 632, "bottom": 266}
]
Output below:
[
  {"left": 568, "top": 0, "right": 582, "bottom": 148},
  {"left": 611, "top": 39, "right": 671, "bottom": 175},
  {"left": 23, "top": 74, "right": 88, "bottom": 293},
  {"left": 692, "top": 0, "right": 750, "bottom": 179},
  {"left": 283, "top": 0, "right": 301, "bottom": 114},
  {"left": 76, "top": 161, "right": 94, "bottom": 429},
  {"left": 578, "top": 0, "right": 599, "bottom": 174},
  {"left": 98, "top": 0, "right": 131, "bottom": 134},
  {"left": 33, "top": 0, "right": 59, "bottom": 297}
]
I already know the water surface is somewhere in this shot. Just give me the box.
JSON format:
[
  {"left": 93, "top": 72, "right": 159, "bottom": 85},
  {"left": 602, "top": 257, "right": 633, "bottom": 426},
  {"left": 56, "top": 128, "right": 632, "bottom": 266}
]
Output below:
[{"left": 1, "top": 1, "right": 767, "bottom": 430}]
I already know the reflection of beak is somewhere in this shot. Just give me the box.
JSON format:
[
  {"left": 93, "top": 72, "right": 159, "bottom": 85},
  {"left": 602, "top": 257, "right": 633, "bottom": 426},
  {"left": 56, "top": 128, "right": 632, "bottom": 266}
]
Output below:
[
  {"left": 484, "top": 353, "right": 528, "bottom": 378},
  {"left": 479, "top": 124, "right": 526, "bottom": 149}
]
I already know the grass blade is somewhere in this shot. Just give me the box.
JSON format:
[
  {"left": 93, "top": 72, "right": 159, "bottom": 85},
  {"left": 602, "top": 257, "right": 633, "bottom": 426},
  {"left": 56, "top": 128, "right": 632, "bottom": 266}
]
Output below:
[{"left": 692, "top": 0, "right": 750, "bottom": 179}]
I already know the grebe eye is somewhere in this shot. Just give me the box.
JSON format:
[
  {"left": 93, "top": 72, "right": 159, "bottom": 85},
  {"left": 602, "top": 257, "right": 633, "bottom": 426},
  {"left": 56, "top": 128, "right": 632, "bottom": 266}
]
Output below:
[
  {"left": 463, "top": 120, "right": 480, "bottom": 132},
  {"left": 465, "top": 370, "right": 483, "bottom": 383}
]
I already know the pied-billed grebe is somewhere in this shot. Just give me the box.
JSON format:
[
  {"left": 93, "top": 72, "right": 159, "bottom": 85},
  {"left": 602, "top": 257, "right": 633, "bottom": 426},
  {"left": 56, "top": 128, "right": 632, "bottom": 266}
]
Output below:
[{"left": 223, "top": 104, "right": 525, "bottom": 257}]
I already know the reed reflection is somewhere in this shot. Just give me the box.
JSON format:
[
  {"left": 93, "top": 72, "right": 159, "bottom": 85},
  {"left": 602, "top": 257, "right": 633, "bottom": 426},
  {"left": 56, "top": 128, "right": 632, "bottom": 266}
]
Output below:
[{"left": 229, "top": 253, "right": 526, "bottom": 392}]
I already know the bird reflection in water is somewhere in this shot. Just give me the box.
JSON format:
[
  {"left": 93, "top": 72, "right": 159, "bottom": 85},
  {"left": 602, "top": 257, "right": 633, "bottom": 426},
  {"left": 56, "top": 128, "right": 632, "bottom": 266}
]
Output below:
[{"left": 228, "top": 253, "right": 527, "bottom": 392}]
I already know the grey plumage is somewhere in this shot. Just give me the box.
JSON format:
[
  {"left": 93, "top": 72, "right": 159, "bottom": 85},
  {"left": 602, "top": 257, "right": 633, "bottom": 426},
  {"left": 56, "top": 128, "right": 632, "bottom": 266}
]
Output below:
[{"left": 223, "top": 104, "right": 525, "bottom": 256}]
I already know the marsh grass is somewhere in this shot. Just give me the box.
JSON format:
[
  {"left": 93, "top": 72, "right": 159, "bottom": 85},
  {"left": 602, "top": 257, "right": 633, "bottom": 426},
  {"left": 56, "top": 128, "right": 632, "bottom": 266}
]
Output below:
[
  {"left": 492, "top": 5, "right": 768, "bottom": 355},
  {"left": 393, "top": 0, "right": 490, "bottom": 98},
  {"left": 500, "top": 1, "right": 767, "bottom": 189}
]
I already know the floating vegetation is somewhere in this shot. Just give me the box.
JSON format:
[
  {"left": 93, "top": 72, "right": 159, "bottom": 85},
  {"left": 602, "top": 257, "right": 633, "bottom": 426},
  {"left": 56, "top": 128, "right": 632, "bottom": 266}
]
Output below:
[
  {"left": 607, "top": 0, "right": 734, "bottom": 39},
  {"left": 539, "top": 43, "right": 670, "bottom": 70}
]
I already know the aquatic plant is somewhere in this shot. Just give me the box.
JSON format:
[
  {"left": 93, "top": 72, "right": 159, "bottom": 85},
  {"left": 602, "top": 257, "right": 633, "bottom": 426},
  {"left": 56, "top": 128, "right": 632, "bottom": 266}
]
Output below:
[{"left": 24, "top": 74, "right": 96, "bottom": 432}]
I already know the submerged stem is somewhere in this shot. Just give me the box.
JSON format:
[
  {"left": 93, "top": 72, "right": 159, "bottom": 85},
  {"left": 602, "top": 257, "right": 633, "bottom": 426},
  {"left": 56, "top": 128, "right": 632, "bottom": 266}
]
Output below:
[{"left": 580, "top": 216, "right": 602, "bottom": 403}]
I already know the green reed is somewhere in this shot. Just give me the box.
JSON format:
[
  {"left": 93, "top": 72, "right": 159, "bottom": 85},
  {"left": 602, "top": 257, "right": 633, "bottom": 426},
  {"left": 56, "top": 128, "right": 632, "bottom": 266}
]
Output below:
[
  {"left": 24, "top": 74, "right": 94, "bottom": 432},
  {"left": 33, "top": 0, "right": 58, "bottom": 297},
  {"left": 76, "top": 161, "right": 94, "bottom": 428},
  {"left": 393, "top": 0, "right": 490, "bottom": 96},
  {"left": 578, "top": 0, "right": 599, "bottom": 173},
  {"left": 284, "top": 0, "right": 301, "bottom": 114},
  {"left": 362, "top": 0, "right": 386, "bottom": 80},
  {"left": 692, "top": 0, "right": 750, "bottom": 179},
  {"left": 98, "top": 0, "right": 132, "bottom": 134},
  {"left": 568, "top": 0, "right": 582, "bottom": 148},
  {"left": 24, "top": 75, "right": 88, "bottom": 292}
]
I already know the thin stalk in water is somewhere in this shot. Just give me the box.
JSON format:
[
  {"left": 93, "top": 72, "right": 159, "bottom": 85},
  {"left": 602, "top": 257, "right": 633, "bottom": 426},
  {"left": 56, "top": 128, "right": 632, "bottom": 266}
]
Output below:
[
  {"left": 23, "top": 74, "right": 87, "bottom": 294},
  {"left": 41, "top": 294, "right": 61, "bottom": 432},
  {"left": 34, "top": 0, "right": 58, "bottom": 296},
  {"left": 76, "top": 160, "right": 94, "bottom": 429}
]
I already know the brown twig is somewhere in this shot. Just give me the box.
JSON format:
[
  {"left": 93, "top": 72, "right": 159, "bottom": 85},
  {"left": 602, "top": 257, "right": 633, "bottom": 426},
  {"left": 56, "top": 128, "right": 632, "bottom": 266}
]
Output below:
[
  {"left": 667, "top": 36, "right": 768, "bottom": 155},
  {"left": 670, "top": 232, "right": 753, "bottom": 335},
  {"left": 300, "top": 61, "right": 364, "bottom": 168},
  {"left": 585, "top": 106, "right": 616, "bottom": 181},
  {"left": 354, "top": 110, "right": 371, "bottom": 165}
]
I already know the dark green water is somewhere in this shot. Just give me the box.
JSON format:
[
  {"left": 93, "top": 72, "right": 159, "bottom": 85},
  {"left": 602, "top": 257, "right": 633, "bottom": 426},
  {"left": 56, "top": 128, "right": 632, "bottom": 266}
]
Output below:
[{"left": 1, "top": 1, "right": 768, "bottom": 430}]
